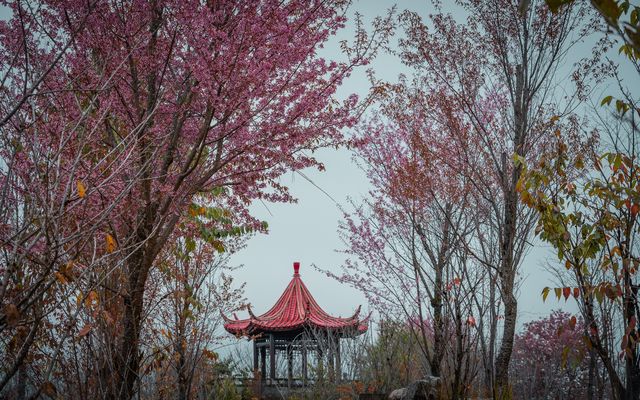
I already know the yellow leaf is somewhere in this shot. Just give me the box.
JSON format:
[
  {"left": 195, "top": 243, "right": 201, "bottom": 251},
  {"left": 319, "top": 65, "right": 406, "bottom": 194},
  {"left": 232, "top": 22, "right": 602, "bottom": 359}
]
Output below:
[
  {"left": 554, "top": 287, "right": 562, "bottom": 300},
  {"left": 203, "top": 349, "right": 218, "bottom": 360},
  {"left": 611, "top": 246, "right": 621, "bottom": 257},
  {"left": 77, "top": 180, "right": 86, "bottom": 198},
  {"left": 212, "top": 240, "right": 225, "bottom": 253},
  {"left": 561, "top": 346, "right": 570, "bottom": 369},
  {"left": 105, "top": 234, "right": 116, "bottom": 253},
  {"left": 542, "top": 287, "right": 550, "bottom": 302},
  {"left": 515, "top": 177, "right": 524, "bottom": 193},
  {"left": 54, "top": 272, "right": 68, "bottom": 285}
]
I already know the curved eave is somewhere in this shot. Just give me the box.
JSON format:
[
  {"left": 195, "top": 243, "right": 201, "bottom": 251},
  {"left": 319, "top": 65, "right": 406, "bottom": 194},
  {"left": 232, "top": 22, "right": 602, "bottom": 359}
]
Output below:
[{"left": 224, "top": 318, "right": 368, "bottom": 337}]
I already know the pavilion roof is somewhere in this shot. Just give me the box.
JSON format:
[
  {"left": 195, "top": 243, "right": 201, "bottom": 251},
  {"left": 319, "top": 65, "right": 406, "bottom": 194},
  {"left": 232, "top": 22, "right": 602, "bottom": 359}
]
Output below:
[{"left": 223, "top": 262, "right": 369, "bottom": 337}]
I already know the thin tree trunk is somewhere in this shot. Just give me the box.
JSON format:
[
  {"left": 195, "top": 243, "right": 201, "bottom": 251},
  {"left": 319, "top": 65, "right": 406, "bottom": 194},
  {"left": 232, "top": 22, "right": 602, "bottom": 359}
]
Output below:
[{"left": 494, "top": 62, "right": 526, "bottom": 397}]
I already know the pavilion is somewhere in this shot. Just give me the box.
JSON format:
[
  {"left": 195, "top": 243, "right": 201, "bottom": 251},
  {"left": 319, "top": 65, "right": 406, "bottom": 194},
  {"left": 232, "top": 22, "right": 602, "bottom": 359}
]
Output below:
[{"left": 222, "top": 262, "right": 369, "bottom": 388}]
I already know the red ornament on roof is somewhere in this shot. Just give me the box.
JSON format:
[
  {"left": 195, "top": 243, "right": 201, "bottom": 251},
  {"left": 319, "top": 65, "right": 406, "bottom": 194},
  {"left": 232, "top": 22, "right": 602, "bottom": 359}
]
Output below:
[{"left": 223, "top": 262, "right": 369, "bottom": 336}]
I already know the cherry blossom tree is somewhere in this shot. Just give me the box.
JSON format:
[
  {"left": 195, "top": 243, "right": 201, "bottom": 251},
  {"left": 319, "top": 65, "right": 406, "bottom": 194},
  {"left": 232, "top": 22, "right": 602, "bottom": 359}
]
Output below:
[
  {"left": 510, "top": 310, "right": 594, "bottom": 399},
  {"left": 0, "top": 1, "right": 392, "bottom": 398},
  {"left": 335, "top": 78, "right": 486, "bottom": 398}
]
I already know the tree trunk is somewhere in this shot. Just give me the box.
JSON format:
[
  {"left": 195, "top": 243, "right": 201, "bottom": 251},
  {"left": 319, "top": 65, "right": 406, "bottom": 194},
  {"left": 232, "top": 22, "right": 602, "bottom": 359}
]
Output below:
[
  {"left": 105, "top": 242, "right": 154, "bottom": 400},
  {"left": 117, "top": 281, "right": 145, "bottom": 400},
  {"left": 493, "top": 165, "right": 520, "bottom": 396},
  {"left": 587, "top": 349, "right": 595, "bottom": 400},
  {"left": 494, "top": 62, "right": 526, "bottom": 397},
  {"left": 494, "top": 292, "right": 517, "bottom": 396}
]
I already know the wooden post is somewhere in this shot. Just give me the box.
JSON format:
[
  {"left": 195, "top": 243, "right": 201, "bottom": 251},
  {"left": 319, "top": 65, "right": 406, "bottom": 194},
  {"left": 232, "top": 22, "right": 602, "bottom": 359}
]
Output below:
[
  {"left": 269, "top": 334, "right": 276, "bottom": 381},
  {"left": 335, "top": 336, "right": 341, "bottom": 383},
  {"left": 253, "top": 340, "right": 258, "bottom": 373},
  {"left": 287, "top": 345, "right": 293, "bottom": 388},
  {"left": 317, "top": 347, "right": 324, "bottom": 382},
  {"left": 302, "top": 343, "right": 308, "bottom": 386},
  {"left": 328, "top": 336, "right": 335, "bottom": 383},
  {"left": 260, "top": 346, "right": 266, "bottom": 380}
]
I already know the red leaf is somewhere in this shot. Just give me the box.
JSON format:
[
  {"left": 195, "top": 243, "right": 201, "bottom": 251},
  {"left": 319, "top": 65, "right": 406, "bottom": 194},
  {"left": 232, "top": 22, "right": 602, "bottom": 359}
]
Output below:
[
  {"left": 42, "top": 382, "right": 57, "bottom": 396},
  {"left": 3, "top": 304, "right": 20, "bottom": 327},
  {"left": 605, "top": 285, "right": 617, "bottom": 300},
  {"left": 573, "top": 287, "right": 580, "bottom": 299},
  {"left": 569, "top": 315, "right": 577, "bottom": 330},
  {"left": 78, "top": 323, "right": 92, "bottom": 338},
  {"left": 632, "top": 204, "right": 639, "bottom": 217},
  {"left": 563, "top": 287, "right": 571, "bottom": 301}
]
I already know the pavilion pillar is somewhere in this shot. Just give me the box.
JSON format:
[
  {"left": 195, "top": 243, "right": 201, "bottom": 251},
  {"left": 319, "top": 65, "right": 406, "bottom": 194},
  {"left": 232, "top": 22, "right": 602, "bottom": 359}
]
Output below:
[
  {"left": 328, "top": 336, "right": 335, "bottom": 383},
  {"left": 253, "top": 341, "right": 258, "bottom": 373},
  {"left": 317, "top": 347, "right": 324, "bottom": 382},
  {"left": 335, "top": 336, "right": 341, "bottom": 383},
  {"left": 269, "top": 334, "right": 276, "bottom": 381},
  {"left": 287, "top": 345, "right": 293, "bottom": 388},
  {"left": 302, "top": 343, "right": 308, "bottom": 385},
  {"left": 260, "top": 346, "right": 266, "bottom": 379}
]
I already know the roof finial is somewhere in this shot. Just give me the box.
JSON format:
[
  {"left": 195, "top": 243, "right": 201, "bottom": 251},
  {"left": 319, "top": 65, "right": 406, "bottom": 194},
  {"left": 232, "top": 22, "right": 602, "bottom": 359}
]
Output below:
[{"left": 293, "top": 261, "right": 300, "bottom": 275}]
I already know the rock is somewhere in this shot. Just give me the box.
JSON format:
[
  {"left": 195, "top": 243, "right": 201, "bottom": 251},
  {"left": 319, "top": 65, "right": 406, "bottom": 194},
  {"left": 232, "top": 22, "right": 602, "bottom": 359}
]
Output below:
[
  {"left": 388, "top": 376, "right": 441, "bottom": 400},
  {"left": 388, "top": 388, "right": 407, "bottom": 399}
]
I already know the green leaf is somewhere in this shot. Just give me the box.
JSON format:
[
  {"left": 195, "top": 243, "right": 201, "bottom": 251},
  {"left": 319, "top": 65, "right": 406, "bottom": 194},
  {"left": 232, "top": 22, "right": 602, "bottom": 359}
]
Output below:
[
  {"left": 545, "top": 0, "right": 573, "bottom": 13},
  {"left": 595, "top": 0, "right": 623, "bottom": 23},
  {"left": 601, "top": 95, "right": 613, "bottom": 106},
  {"left": 596, "top": 287, "right": 604, "bottom": 304},
  {"left": 185, "top": 237, "right": 196, "bottom": 253},
  {"left": 512, "top": 153, "right": 526, "bottom": 166}
]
